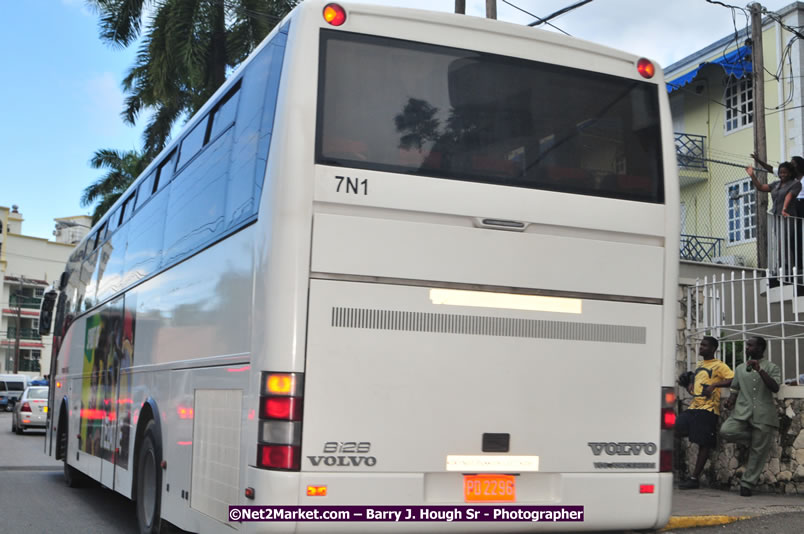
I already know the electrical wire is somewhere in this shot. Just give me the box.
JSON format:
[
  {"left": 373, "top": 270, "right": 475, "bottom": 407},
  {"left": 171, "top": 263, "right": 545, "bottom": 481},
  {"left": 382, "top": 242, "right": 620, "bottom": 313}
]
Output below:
[
  {"left": 500, "top": 0, "right": 570, "bottom": 36},
  {"left": 527, "top": 0, "right": 595, "bottom": 27}
]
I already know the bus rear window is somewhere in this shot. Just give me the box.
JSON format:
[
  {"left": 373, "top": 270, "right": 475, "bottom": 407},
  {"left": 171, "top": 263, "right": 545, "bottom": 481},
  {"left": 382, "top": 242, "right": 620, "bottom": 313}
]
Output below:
[{"left": 316, "top": 30, "right": 664, "bottom": 203}]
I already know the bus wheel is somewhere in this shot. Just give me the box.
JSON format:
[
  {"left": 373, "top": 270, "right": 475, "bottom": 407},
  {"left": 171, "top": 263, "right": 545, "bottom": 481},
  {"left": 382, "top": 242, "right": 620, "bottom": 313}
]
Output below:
[
  {"left": 63, "top": 460, "right": 85, "bottom": 488},
  {"left": 136, "top": 420, "right": 168, "bottom": 534}
]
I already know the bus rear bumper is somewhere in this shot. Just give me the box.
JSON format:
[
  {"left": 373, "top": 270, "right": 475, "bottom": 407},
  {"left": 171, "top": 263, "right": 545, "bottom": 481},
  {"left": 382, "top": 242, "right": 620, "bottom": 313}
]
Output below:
[{"left": 238, "top": 470, "right": 673, "bottom": 532}]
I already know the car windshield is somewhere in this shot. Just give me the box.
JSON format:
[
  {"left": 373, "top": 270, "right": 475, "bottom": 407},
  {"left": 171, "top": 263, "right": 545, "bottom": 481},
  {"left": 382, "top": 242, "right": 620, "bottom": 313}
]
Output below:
[
  {"left": 7, "top": 382, "right": 25, "bottom": 391},
  {"left": 27, "top": 387, "right": 48, "bottom": 400}
]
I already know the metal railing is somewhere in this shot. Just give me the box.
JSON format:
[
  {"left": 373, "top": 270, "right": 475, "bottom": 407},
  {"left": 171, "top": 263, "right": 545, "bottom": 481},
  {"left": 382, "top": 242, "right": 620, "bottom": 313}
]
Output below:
[
  {"left": 5, "top": 328, "right": 41, "bottom": 341},
  {"left": 680, "top": 234, "right": 723, "bottom": 263},
  {"left": 8, "top": 295, "right": 42, "bottom": 309},
  {"left": 767, "top": 212, "right": 804, "bottom": 281},
  {"left": 675, "top": 132, "right": 706, "bottom": 170},
  {"left": 683, "top": 270, "right": 803, "bottom": 392}
]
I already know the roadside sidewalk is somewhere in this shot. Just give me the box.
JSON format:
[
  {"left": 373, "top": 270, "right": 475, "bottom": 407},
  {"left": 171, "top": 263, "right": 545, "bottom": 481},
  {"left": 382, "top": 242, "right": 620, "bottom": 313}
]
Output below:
[{"left": 665, "top": 487, "right": 804, "bottom": 530}]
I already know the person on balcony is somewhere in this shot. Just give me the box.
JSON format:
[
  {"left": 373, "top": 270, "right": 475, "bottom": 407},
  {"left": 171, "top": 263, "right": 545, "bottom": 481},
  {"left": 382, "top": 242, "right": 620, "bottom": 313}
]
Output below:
[
  {"left": 746, "top": 160, "right": 801, "bottom": 217},
  {"left": 747, "top": 160, "right": 801, "bottom": 278}
]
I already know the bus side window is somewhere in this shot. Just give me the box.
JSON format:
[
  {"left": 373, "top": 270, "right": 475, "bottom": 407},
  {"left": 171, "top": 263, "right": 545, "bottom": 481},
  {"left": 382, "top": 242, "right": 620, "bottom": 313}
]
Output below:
[
  {"left": 107, "top": 206, "right": 121, "bottom": 236},
  {"left": 209, "top": 83, "right": 241, "bottom": 141},
  {"left": 226, "top": 35, "right": 287, "bottom": 228},
  {"left": 156, "top": 150, "right": 177, "bottom": 192},
  {"left": 120, "top": 192, "right": 136, "bottom": 226},
  {"left": 177, "top": 116, "right": 209, "bottom": 170},
  {"left": 134, "top": 172, "right": 156, "bottom": 211}
]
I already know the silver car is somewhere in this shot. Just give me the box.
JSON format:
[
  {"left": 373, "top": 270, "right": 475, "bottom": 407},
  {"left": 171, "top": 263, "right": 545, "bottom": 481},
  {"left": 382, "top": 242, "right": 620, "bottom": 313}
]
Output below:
[{"left": 11, "top": 386, "right": 48, "bottom": 434}]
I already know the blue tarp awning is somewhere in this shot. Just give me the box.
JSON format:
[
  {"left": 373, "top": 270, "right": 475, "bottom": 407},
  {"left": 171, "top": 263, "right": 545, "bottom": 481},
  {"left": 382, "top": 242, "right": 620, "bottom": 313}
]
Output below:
[{"left": 667, "top": 46, "right": 752, "bottom": 93}]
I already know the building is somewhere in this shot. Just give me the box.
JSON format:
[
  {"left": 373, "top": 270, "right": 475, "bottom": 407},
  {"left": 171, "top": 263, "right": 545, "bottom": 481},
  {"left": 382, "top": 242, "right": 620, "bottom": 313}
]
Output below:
[
  {"left": 53, "top": 215, "right": 92, "bottom": 245},
  {"left": 0, "top": 205, "right": 77, "bottom": 377},
  {"left": 666, "top": 2, "right": 804, "bottom": 268}
]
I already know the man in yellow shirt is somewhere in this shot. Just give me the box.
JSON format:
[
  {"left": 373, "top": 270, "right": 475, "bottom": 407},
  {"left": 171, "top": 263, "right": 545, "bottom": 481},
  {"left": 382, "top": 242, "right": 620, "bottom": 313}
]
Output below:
[{"left": 676, "top": 336, "right": 734, "bottom": 489}]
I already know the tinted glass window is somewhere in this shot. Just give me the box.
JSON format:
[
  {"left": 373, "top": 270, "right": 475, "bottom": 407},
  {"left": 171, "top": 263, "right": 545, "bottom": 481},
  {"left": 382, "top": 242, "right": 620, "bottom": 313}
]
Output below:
[
  {"left": 7, "top": 381, "right": 25, "bottom": 391},
  {"left": 210, "top": 84, "right": 241, "bottom": 140},
  {"left": 178, "top": 117, "right": 209, "bottom": 169},
  {"left": 316, "top": 31, "right": 664, "bottom": 203},
  {"left": 156, "top": 150, "right": 177, "bottom": 191},
  {"left": 107, "top": 207, "right": 121, "bottom": 234},
  {"left": 135, "top": 172, "right": 156, "bottom": 211},
  {"left": 121, "top": 193, "right": 137, "bottom": 225}
]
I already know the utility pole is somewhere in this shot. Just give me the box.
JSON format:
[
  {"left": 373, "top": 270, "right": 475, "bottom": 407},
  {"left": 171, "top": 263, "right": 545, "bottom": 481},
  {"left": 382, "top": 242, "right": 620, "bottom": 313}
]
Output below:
[
  {"left": 13, "top": 275, "right": 23, "bottom": 374},
  {"left": 750, "top": 3, "right": 768, "bottom": 268},
  {"left": 486, "top": 0, "right": 496, "bottom": 19},
  {"left": 455, "top": 1, "right": 465, "bottom": 14}
]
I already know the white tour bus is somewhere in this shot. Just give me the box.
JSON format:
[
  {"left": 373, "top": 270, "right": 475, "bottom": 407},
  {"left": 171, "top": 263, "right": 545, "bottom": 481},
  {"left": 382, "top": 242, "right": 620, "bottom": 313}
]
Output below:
[{"left": 41, "top": 2, "right": 679, "bottom": 532}]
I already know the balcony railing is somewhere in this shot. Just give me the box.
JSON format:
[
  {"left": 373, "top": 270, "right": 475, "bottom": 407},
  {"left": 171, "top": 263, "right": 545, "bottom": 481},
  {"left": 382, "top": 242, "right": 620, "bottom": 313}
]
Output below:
[
  {"left": 5, "top": 328, "right": 41, "bottom": 341},
  {"left": 680, "top": 234, "right": 723, "bottom": 263},
  {"left": 8, "top": 295, "right": 42, "bottom": 309},
  {"left": 675, "top": 132, "right": 706, "bottom": 170}
]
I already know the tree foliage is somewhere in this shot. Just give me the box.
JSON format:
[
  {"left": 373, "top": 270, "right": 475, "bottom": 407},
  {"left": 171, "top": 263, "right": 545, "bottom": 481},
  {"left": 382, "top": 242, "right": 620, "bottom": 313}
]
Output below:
[
  {"left": 82, "top": 0, "right": 296, "bottom": 222},
  {"left": 81, "top": 148, "right": 151, "bottom": 224},
  {"left": 90, "top": 0, "right": 297, "bottom": 154}
]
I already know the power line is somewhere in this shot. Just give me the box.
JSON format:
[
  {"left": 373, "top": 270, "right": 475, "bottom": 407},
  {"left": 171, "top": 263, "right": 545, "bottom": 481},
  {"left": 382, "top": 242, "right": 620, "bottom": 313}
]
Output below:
[
  {"left": 500, "top": 0, "right": 570, "bottom": 36},
  {"left": 527, "top": 0, "right": 595, "bottom": 27}
]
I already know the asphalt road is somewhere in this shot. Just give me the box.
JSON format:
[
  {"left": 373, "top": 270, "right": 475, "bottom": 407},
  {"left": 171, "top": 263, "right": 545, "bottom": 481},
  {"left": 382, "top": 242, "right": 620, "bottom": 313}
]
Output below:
[{"left": 0, "top": 411, "right": 139, "bottom": 534}]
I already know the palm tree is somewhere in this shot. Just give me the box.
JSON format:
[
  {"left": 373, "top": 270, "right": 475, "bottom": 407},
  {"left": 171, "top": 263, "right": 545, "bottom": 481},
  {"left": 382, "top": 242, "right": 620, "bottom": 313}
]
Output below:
[
  {"left": 81, "top": 148, "right": 151, "bottom": 224},
  {"left": 89, "top": 0, "right": 297, "bottom": 154}
]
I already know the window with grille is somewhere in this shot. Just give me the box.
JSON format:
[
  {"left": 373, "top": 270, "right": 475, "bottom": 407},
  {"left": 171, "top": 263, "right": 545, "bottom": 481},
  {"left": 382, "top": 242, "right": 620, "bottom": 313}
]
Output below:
[
  {"left": 725, "top": 76, "right": 753, "bottom": 132},
  {"left": 727, "top": 178, "right": 756, "bottom": 243}
]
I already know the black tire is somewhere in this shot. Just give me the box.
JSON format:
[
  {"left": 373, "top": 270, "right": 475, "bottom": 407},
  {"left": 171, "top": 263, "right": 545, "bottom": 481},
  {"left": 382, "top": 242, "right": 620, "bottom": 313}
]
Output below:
[
  {"left": 64, "top": 460, "right": 86, "bottom": 488},
  {"left": 11, "top": 415, "right": 16, "bottom": 433},
  {"left": 15, "top": 420, "right": 23, "bottom": 435},
  {"left": 136, "top": 420, "right": 168, "bottom": 534}
]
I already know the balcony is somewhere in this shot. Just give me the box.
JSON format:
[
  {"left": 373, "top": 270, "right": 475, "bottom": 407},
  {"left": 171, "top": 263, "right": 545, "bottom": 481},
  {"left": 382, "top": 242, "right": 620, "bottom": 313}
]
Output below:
[
  {"left": 5, "top": 328, "right": 41, "bottom": 341},
  {"left": 675, "top": 132, "right": 708, "bottom": 187},
  {"left": 680, "top": 234, "right": 723, "bottom": 263},
  {"left": 8, "top": 295, "right": 42, "bottom": 310},
  {"left": 675, "top": 133, "right": 706, "bottom": 169}
]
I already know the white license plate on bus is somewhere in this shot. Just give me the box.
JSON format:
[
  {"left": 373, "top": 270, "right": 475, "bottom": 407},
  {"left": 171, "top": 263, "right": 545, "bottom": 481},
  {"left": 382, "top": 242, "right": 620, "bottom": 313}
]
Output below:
[{"left": 463, "top": 474, "right": 516, "bottom": 502}]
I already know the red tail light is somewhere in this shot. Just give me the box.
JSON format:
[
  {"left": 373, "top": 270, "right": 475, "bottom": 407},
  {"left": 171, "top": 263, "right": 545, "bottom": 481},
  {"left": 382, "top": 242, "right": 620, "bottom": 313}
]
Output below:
[
  {"left": 660, "top": 387, "right": 675, "bottom": 472},
  {"left": 258, "top": 444, "right": 300, "bottom": 470},
  {"left": 21, "top": 402, "right": 31, "bottom": 413},
  {"left": 661, "top": 408, "right": 676, "bottom": 429},
  {"left": 323, "top": 3, "right": 346, "bottom": 26},
  {"left": 257, "top": 372, "right": 304, "bottom": 471},
  {"left": 261, "top": 396, "right": 302, "bottom": 421},
  {"left": 637, "top": 58, "right": 655, "bottom": 79},
  {"left": 660, "top": 450, "right": 673, "bottom": 472}
]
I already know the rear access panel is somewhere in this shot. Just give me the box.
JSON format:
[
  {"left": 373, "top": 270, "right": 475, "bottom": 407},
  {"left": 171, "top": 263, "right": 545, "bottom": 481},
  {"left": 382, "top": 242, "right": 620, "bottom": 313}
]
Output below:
[{"left": 302, "top": 279, "right": 663, "bottom": 476}]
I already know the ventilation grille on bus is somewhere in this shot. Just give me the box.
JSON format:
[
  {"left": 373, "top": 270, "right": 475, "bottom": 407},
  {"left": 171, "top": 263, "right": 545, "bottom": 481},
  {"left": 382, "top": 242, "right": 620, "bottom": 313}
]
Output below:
[{"left": 331, "top": 307, "right": 646, "bottom": 344}]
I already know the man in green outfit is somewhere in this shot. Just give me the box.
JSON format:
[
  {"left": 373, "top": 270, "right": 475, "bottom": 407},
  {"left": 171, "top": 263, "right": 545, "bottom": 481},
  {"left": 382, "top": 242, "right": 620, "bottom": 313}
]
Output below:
[{"left": 720, "top": 336, "right": 781, "bottom": 497}]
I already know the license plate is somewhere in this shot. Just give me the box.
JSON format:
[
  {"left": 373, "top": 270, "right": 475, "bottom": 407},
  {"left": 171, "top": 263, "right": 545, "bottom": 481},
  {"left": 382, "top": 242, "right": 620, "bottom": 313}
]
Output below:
[{"left": 463, "top": 474, "right": 516, "bottom": 502}]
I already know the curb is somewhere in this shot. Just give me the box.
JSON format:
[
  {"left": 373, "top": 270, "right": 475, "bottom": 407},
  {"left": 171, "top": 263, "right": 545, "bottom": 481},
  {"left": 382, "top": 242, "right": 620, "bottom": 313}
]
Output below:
[{"left": 662, "top": 515, "right": 750, "bottom": 530}]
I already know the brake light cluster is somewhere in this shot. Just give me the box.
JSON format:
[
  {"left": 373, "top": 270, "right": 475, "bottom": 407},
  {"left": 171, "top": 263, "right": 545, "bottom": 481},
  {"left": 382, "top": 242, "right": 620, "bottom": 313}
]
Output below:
[
  {"left": 659, "top": 387, "right": 676, "bottom": 472},
  {"left": 323, "top": 3, "right": 346, "bottom": 26},
  {"left": 257, "top": 372, "right": 304, "bottom": 471},
  {"left": 21, "top": 402, "right": 32, "bottom": 413}
]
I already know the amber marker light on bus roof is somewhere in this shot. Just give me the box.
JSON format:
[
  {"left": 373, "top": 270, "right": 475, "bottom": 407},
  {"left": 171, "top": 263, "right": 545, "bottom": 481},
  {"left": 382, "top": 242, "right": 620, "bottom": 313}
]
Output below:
[
  {"left": 430, "top": 288, "right": 582, "bottom": 314},
  {"left": 637, "top": 58, "right": 655, "bottom": 79},
  {"left": 323, "top": 3, "right": 346, "bottom": 26}
]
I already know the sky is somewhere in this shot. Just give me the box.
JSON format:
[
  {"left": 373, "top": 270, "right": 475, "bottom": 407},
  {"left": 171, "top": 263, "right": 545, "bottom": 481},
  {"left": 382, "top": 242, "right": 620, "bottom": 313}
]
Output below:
[{"left": 1, "top": 0, "right": 797, "bottom": 241}]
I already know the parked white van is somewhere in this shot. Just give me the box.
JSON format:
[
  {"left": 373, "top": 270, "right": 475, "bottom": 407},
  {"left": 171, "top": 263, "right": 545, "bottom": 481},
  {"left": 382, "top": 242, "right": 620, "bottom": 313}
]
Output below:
[{"left": 0, "top": 374, "right": 30, "bottom": 411}]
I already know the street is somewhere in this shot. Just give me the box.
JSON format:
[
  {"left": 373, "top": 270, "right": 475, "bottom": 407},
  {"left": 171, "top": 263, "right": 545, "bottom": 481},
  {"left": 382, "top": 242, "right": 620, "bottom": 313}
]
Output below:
[
  {"left": 0, "top": 411, "right": 138, "bottom": 534},
  {"left": 2, "top": 411, "right": 802, "bottom": 534}
]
